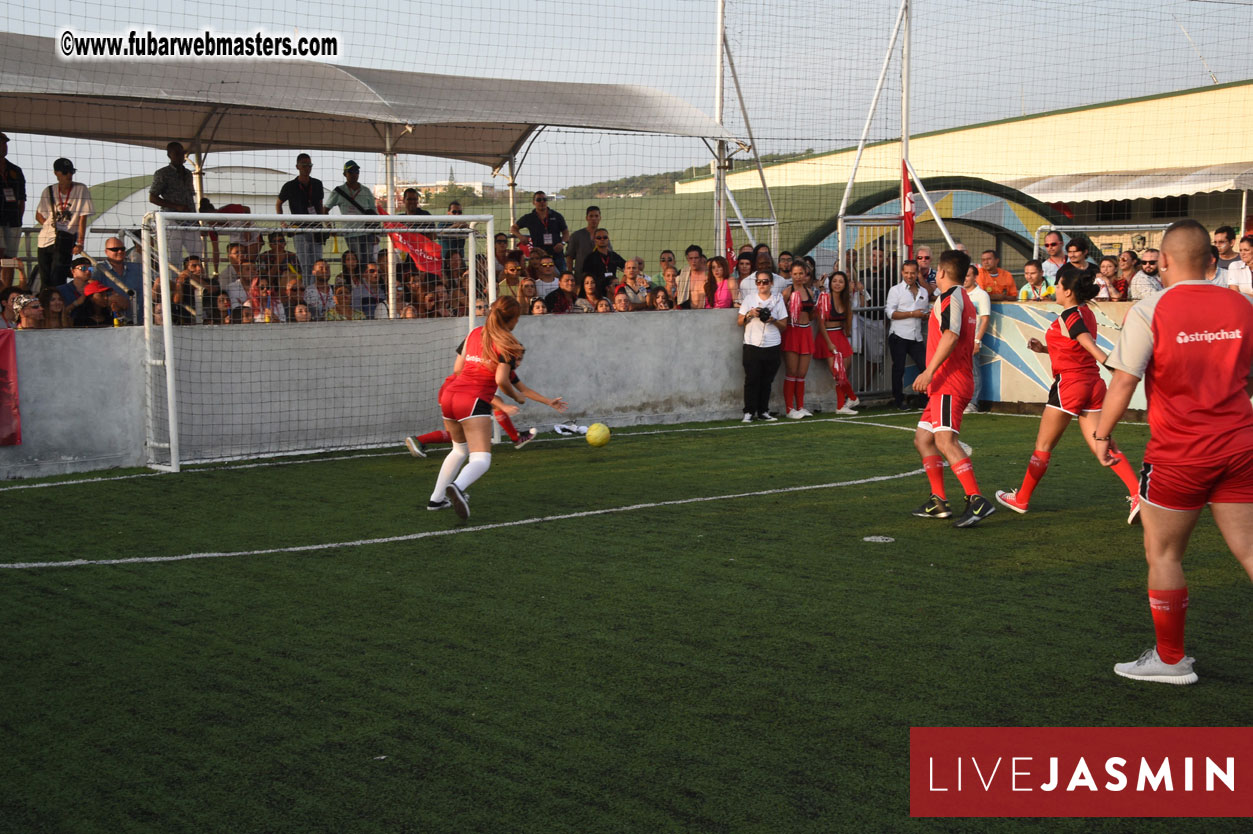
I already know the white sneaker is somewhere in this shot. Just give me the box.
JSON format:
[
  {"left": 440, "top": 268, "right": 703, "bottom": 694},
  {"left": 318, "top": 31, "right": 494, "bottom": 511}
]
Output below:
[
  {"left": 404, "top": 437, "right": 427, "bottom": 458},
  {"left": 513, "top": 427, "right": 538, "bottom": 450},
  {"left": 786, "top": 409, "right": 802, "bottom": 420},
  {"left": 797, "top": 408, "right": 813, "bottom": 418},
  {"left": 835, "top": 404, "right": 858, "bottom": 415},
  {"left": 963, "top": 403, "right": 977, "bottom": 414},
  {"left": 742, "top": 413, "right": 754, "bottom": 423},
  {"left": 554, "top": 423, "right": 574, "bottom": 436},
  {"left": 847, "top": 396, "right": 861, "bottom": 407},
  {"left": 1114, "top": 647, "right": 1197, "bottom": 685},
  {"left": 446, "top": 483, "right": 470, "bottom": 520}
]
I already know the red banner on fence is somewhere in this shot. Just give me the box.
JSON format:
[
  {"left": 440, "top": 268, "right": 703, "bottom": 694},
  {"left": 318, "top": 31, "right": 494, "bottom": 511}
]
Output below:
[
  {"left": 0, "top": 329, "right": 20, "bottom": 446},
  {"left": 911, "top": 727, "right": 1253, "bottom": 818}
]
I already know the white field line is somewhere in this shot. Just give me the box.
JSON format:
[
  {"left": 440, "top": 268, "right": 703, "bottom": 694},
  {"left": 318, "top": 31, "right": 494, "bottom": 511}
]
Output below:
[
  {"left": 2, "top": 468, "right": 923, "bottom": 571},
  {"left": 0, "top": 412, "right": 917, "bottom": 493}
]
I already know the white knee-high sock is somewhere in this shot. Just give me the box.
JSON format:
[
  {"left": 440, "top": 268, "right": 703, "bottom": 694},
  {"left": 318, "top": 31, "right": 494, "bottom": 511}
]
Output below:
[
  {"left": 430, "top": 442, "right": 469, "bottom": 502},
  {"left": 453, "top": 451, "right": 491, "bottom": 492}
]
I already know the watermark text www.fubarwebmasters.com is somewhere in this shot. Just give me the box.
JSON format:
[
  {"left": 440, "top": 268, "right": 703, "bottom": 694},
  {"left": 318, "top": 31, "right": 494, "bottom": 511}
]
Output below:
[{"left": 58, "top": 30, "right": 338, "bottom": 60}]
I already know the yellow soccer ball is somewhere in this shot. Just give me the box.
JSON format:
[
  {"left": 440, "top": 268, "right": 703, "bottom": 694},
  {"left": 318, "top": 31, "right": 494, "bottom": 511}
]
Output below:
[{"left": 586, "top": 423, "right": 611, "bottom": 447}]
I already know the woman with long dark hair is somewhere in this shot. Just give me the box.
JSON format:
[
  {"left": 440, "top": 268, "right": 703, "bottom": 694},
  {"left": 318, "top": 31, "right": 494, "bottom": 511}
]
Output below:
[
  {"left": 996, "top": 264, "right": 1141, "bottom": 521},
  {"left": 813, "top": 270, "right": 859, "bottom": 414}
]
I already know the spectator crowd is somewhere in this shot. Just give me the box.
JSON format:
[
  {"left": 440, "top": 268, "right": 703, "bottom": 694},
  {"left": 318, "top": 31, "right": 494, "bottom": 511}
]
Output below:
[{"left": 4, "top": 139, "right": 1252, "bottom": 371}]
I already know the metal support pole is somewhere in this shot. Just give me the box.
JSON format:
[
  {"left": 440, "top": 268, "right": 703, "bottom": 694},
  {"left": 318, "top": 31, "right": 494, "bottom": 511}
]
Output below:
[
  {"left": 713, "top": 0, "right": 727, "bottom": 257},
  {"left": 837, "top": 0, "right": 909, "bottom": 219},
  {"left": 904, "top": 159, "right": 956, "bottom": 250},
  {"left": 507, "top": 157, "right": 518, "bottom": 238},
  {"left": 723, "top": 34, "right": 778, "bottom": 254},
  {"left": 900, "top": 0, "right": 911, "bottom": 260},
  {"left": 1242, "top": 189, "right": 1248, "bottom": 236}
]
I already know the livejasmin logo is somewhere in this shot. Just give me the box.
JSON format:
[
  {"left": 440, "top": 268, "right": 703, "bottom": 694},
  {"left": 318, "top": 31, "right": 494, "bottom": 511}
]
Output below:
[
  {"left": 927, "top": 754, "right": 1234, "bottom": 793},
  {"left": 910, "top": 727, "right": 1253, "bottom": 818}
]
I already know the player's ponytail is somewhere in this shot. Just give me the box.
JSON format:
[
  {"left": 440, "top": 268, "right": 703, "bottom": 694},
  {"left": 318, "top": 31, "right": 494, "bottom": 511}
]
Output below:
[
  {"left": 1055, "top": 263, "right": 1100, "bottom": 304},
  {"left": 481, "top": 297, "right": 523, "bottom": 364}
]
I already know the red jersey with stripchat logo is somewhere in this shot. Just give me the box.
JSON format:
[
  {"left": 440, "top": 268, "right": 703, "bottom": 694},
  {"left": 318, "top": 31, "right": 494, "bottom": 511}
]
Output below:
[
  {"left": 1107, "top": 281, "right": 1253, "bottom": 465},
  {"left": 925, "top": 285, "right": 976, "bottom": 399},
  {"left": 445, "top": 325, "right": 507, "bottom": 401}
]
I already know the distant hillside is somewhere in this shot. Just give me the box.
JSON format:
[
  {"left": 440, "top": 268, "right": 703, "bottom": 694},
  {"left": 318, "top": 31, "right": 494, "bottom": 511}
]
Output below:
[{"left": 560, "top": 151, "right": 813, "bottom": 200}]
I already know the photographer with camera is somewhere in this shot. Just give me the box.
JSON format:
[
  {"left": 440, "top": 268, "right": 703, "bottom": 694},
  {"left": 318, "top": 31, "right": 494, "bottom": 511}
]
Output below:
[{"left": 737, "top": 269, "right": 789, "bottom": 422}]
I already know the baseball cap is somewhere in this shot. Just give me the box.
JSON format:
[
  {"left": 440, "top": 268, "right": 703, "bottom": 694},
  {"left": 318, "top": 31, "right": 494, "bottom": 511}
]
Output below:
[
  {"left": 343, "top": 160, "right": 360, "bottom": 172},
  {"left": 53, "top": 157, "right": 76, "bottom": 174},
  {"left": 83, "top": 280, "right": 112, "bottom": 296},
  {"left": 70, "top": 256, "right": 94, "bottom": 271}
]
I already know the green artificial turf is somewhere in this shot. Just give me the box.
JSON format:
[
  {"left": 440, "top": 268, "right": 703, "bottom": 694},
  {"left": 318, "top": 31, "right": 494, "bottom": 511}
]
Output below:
[{"left": 2, "top": 410, "right": 1250, "bottom": 833}]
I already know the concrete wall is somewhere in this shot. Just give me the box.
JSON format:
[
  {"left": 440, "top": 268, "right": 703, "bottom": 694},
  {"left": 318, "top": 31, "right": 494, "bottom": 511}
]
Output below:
[
  {"left": 0, "top": 328, "right": 147, "bottom": 479},
  {"left": 3, "top": 303, "right": 1136, "bottom": 480}
]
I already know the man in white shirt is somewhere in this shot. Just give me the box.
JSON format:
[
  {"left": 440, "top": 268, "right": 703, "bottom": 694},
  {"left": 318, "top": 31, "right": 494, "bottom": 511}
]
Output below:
[
  {"left": 962, "top": 265, "right": 992, "bottom": 413},
  {"left": 883, "top": 259, "right": 931, "bottom": 409},
  {"left": 1040, "top": 230, "right": 1067, "bottom": 281}
]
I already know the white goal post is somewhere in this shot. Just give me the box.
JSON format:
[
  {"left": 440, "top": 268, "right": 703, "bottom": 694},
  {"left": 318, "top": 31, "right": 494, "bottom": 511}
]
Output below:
[{"left": 142, "top": 212, "right": 495, "bottom": 471}]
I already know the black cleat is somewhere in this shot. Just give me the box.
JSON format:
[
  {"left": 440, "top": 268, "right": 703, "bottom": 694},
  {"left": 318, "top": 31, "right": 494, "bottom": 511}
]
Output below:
[
  {"left": 912, "top": 494, "right": 952, "bottom": 519},
  {"left": 953, "top": 494, "right": 996, "bottom": 528}
]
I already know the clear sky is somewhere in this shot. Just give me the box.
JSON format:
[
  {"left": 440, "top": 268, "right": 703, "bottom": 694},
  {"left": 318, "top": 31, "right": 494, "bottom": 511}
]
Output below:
[{"left": 4, "top": 0, "right": 1251, "bottom": 200}]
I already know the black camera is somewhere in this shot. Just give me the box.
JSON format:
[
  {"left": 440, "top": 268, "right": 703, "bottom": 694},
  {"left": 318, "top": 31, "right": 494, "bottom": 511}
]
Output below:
[{"left": 757, "top": 307, "right": 771, "bottom": 323}]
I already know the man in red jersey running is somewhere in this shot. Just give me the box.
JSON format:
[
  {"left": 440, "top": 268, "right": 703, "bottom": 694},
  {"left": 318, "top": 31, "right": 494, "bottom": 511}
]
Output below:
[
  {"left": 1095, "top": 219, "right": 1253, "bottom": 685},
  {"left": 910, "top": 249, "right": 996, "bottom": 528}
]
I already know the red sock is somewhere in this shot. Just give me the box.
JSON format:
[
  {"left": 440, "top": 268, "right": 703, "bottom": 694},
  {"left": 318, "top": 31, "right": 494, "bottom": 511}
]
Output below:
[
  {"left": 1148, "top": 588, "right": 1189, "bottom": 664},
  {"left": 416, "top": 430, "right": 451, "bottom": 445},
  {"left": 923, "top": 454, "right": 946, "bottom": 500},
  {"left": 952, "top": 456, "right": 981, "bottom": 497},
  {"left": 1108, "top": 451, "right": 1140, "bottom": 497},
  {"left": 783, "top": 378, "right": 796, "bottom": 410},
  {"left": 1017, "top": 450, "right": 1051, "bottom": 503},
  {"left": 795, "top": 380, "right": 806, "bottom": 411},
  {"left": 494, "top": 410, "right": 520, "bottom": 442},
  {"left": 835, "top": 386, "right": 846, "bottom": 408},
  {"left": 839, "top": 380, "right": 856, "bottom": 402}
]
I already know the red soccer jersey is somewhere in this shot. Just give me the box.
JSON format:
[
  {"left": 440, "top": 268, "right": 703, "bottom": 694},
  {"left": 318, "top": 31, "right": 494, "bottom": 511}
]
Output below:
[
  {"left": 925, "top": 286, "right": 976, "bottom": 398},
  {"left": 1046, "top": 305, "right": 1101, "bottom": 377},
  {"left": 446, "top": 325, "right": 506, "bottom": 401},
  {"left": 1107, "top": 281, "right": 1253, "bottom": 465}
]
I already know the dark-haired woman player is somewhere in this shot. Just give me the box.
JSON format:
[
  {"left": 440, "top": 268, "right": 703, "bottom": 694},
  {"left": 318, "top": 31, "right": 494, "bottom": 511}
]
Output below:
[
  {"left": 427, "top": 297, "right": 528, "bottom": 519},
  {"left": 996, "top": 263, "right": 1142, "bottom": 522}
]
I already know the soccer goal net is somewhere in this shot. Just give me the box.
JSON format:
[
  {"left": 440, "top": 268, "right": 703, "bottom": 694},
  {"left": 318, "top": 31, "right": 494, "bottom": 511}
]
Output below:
[{"left": 141, "top": 212, "right": 494, "bottom": 469}]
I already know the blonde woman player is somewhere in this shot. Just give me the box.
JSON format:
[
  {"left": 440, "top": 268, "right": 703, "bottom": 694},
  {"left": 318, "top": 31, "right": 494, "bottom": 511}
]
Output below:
[{"left": 427, "top": 297, "right": 551, "bottom": 519}]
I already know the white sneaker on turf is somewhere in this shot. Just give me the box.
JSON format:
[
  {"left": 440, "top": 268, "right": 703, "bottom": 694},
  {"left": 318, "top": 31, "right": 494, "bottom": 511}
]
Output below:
[
  {"left": 835, "top": 404, "right": 858, "bottom": 415},
  {"left": 847, "top": 396, "right": 861, "bottom": 408},
  {"left": 786, "top": 409, "right": 803, "bottom": 420},
  {"left": 554, "top": 423, "right": 574, "bottom": 436},
  {"left": 959, "top": 441, "right": 973, "bottom": 456},
  {"left": 1127, "top": 494, "right": 1141, "bottom": 525},
  {"left": 797, "top": 408, "right": 813, "bottom": 418},
  {"left": 963, "top": 402, "right": 977, "bottom": 414},
  {"left": 1114, "top": 647, "right": 1197, "bottom": 685},
  {"left": 742, "top": 413, "right": 754, "bottom": 423},
  {"left": 513, "top": 427, "right": 538, "bottom": 450},
  {"left": 404, "top": 437, "right": 427, "bottom": 458},
  {"left": 446, "top": 483, "right": 470, "bottom": 520}
]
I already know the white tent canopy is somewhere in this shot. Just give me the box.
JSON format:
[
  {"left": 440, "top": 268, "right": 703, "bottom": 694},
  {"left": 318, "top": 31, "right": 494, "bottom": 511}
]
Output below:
[
  {"left": 0, "top": 31, "right": 737, "bottom": 168},
  {"left": 1005, "top": 163, "right": 1253, "bottom": 205}
]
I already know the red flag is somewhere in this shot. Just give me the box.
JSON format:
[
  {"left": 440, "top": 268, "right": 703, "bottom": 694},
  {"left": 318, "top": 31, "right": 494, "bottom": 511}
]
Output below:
[
  {"left": 725, "top": 220, "right": 734, "bottom": 262},
  {"left": 902, "top": 160, "right": 915, "bottom": 260},
  {"left": 378, "top": 208, "right": 443, "bottom": 274},
  {"left": 0, "top": 330, "right": 20, "bottom": 446}
]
